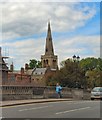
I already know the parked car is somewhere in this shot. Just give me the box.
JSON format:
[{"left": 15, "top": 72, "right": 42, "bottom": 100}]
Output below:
[{"left": 91, "top": 87, "right": 102, "bottom": 100}]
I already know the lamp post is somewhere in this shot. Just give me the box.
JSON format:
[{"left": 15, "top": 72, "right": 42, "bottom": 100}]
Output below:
[
  {"left": 73, "top": 55, "right": 80, "bottom": 62},
  {"left": 72, "top": 55, "right": 80, "bottom": 89}
]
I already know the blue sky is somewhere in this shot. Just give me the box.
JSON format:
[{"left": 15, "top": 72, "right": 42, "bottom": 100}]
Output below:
[{"left": 0, "top": 2, "right": 100, "bottom": 70}]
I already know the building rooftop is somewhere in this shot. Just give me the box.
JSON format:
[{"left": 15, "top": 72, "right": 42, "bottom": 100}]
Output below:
[{"left": 26, "top": 68, "right": 47, "bottom": 75}]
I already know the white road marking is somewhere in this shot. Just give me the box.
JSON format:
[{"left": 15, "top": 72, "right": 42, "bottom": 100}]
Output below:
[
  {"left": 67, "top": 101, "right": 86, "bottom": 104},
  {"left": 0, "top": 117, "right": 5, "bottom": 119},
  {"left": 56, "top": 107, "right": 91, "bottom": 115},
  {"left": 19, "top": 105, "right": 52, "bottom": 112},
  {"left": 66, "top": 101, "right": 93, "bottom": 105}
]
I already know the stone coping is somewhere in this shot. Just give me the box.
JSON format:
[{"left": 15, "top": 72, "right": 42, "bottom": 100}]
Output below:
[{"left": 0, "top": 98, "right": 73, "bottom": 107}]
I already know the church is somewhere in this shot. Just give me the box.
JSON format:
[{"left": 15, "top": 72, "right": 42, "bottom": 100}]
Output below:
[{"left": 5, "top": 21, "right": 58, "bottom": 86}]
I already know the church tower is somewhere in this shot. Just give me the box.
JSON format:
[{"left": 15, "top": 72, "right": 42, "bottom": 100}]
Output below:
[{"left": 41, "top": 22, "right": 58, "bottom": 69}]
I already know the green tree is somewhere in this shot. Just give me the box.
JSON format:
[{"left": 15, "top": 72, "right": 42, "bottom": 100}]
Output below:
[
  {"left": 29, "top": 59, "right": 42, "bottom": 69},
  {"left": 45, "top": 57, "right": 102, "bottom": 88},
  {"left": 86, "top": 69, "right": 101, "bottom": 88},
  {"left": 80, "top": 57, "right": 102, "bottom": 88},
  {"left": 37, "top": 61, "right": 42, "bottom": 68},
  {"left": 79, "top": 57, "right": 102, "bottom": 71},
  {"left": 50, "top": 59, "right": 86, "bottom": 88}
]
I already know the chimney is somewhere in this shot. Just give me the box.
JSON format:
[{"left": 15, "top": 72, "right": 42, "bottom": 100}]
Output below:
[
  {"left": 21, "top": 67, "right": 24, "bottom": 74},
  {"left": 25, "top": 63, "right": 28, "bottom": 71},
  {"left": 0, "top": 47, "right": 1, "bottom": 57},
  {"left": 0, "top": 47, "right": 1, "bottom": 63},
  {"left": 10, "top": 63, "right": 14, "bottom": 72}
]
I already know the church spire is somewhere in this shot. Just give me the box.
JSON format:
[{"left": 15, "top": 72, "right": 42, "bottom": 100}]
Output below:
[
  {"left": 45, "top": 21, "right": 54, "bottom": 55},
  {"left": 41, "top": 22, "right": 58, "bottom": 69},
  {"left": 47, "top": 21, "right": 52, "bottom": 39}
]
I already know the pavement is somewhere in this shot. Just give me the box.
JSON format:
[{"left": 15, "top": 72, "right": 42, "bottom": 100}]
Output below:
[{"left": 0, "top": 98, "right": 73, "bottom": 107}]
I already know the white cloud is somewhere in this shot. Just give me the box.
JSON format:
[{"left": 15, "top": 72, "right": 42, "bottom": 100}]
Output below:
[
  {"left": 0, "top": 2, "right": 100, "bottom": 70},
  {"left": 1, "top": 2, "right": 97, "bottom": 41},
  {"left": 0, "top": 0, "right": 101, "bottom": 2},
  {"left": 53, "top": 35, "right": 100, "bottom": 67},
  {"left": 2, "top": 37, "right": 45, "bottom": 69}
]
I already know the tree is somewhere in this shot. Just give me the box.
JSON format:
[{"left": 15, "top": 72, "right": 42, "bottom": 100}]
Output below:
[
  {"left": 45, "top": 57, "right": 102, "bottom": 88},
  {"left": 85, "top": 69, "right": 101, "bottom": 88},
  {"left": 37, "top": 61, "right": 42, "bottom": 68},
  {"left": 49, "top": 58, "right": 86, "bottom": 88},
  {"left": 29, "top": 59, "right": 42, "bottom": 69},
  {"left": 79, "top": 57, "right": 102, "bottom": 71},
  {"left": 80, "top": 57, "right": 102, "bottom": 88}
]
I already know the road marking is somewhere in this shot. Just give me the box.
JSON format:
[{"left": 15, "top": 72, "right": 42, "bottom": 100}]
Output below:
[
  {"left": 55, "top": 107, "right": 91, "bottom": 115},
  {"left": 19, "top": 105, "right": 52, "bottom": 112},
  {"left": 66, "top": 101, "right": 93, "bottom": 105},
  {"left": 0, "top": 117, "right": 5, "bottom": 119},
  {"left": 44, "top": 101, "right": 73, "bottom": 104},
  {"left": 67, "top": 101, "right": 87, "bottom": 104}
]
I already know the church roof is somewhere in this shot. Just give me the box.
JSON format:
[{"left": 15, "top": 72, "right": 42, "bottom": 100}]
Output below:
[
  {"left": 33, "top": 68, "right": 47, "bottom": 75},
  {"left": 26, "top": 68, "right": 47, "bottom": 75}
]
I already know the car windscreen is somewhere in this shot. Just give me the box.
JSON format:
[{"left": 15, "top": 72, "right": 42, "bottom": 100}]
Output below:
[{"left": 92, "top": 87, "right": 102, "bottom": 92}]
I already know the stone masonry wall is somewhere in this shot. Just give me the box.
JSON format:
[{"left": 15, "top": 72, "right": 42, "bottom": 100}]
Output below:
[{"left": 1, "top": 85, "right": 91, "bottom": 101}]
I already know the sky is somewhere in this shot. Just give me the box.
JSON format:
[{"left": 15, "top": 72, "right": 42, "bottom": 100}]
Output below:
[{"left": 0, "top": 1, "right": 101, "bottom": 70}]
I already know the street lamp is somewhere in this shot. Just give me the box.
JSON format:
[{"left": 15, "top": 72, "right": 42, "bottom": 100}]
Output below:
[
  {"left": 77, "top": 56, "right": 80, "bottom": 62},
  {"left": 72, "top": 55, "right": 80, "bottom": 62},
  {"left": 73, "top": 55, "right": 76, "bottom": 62},
  {"left": 72, "top": 55, "right": 80, "bottom": 88}
]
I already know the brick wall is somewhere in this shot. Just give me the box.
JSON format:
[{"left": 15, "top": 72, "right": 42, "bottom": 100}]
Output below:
[{"left": 7, "top": 73, "right": 31, "bottom": 85}]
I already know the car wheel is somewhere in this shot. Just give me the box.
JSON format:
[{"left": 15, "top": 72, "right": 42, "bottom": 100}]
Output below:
[{"left": 91, "top": 98, "right": 94, "bottom": 100}]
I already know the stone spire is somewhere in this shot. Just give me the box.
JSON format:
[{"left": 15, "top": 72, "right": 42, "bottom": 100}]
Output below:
[
  {"left": 45, "top": 21, "right": 54, "bottom": 55},
  {"left": 41, "top": 22, "right": 58, "bottom": 69}
]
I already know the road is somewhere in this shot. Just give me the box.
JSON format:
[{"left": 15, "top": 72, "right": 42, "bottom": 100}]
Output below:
[{"left": 2, "top": 100, "right": 101, "bottom": 119}]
